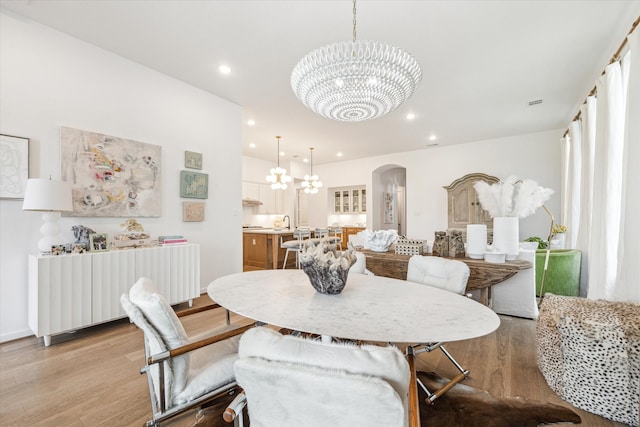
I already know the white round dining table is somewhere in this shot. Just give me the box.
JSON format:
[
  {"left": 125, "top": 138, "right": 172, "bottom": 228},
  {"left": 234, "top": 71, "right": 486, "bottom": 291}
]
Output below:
[{"left": 208, "top": 269, "right": 500, "bottom": 344}]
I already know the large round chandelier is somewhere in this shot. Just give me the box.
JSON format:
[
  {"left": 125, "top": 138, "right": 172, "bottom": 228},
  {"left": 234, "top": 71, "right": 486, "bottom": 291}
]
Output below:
[
  {"left": 291, "top": 0, "right": 422, "bottom": 122},
  {"left": 265, "top": 136, "right": 291, "bottom": 190},
  {"left": 301, "top": 147, "right": 322, "bottom": 194}
]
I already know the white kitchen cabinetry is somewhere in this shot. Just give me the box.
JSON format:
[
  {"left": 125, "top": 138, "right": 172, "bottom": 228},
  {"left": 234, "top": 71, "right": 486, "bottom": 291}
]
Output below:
[
  {"left": 332, "top": 186, "right": 366, "bottom": 214},
  {"left": 242, "top": 181, "right": 284, "bottom": 214},
  {"left": 29, "top": 244, "right": 200, "bottom": 346}
]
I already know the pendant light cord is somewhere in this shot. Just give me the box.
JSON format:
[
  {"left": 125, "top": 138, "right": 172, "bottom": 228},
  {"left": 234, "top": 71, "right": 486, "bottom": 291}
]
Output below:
[{"left": 352, "top": 0, "right": 357, "bottom": 43}]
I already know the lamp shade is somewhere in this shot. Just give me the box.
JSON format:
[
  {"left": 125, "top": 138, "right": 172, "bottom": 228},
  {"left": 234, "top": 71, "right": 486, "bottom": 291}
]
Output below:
[{"left": 22, "top": 178, "right": 73, "bottom": 212}]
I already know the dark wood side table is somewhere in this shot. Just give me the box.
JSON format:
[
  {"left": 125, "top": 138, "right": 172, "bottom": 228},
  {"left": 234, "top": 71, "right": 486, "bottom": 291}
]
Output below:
[{"left": 360, "top": 249, "right": 531, "bottom": 306}]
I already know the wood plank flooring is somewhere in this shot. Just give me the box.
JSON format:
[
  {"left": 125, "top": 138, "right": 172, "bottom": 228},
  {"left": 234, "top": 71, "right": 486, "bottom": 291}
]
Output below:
[{"left": 0, "top": 295, "right": 627, "bottom": 427}]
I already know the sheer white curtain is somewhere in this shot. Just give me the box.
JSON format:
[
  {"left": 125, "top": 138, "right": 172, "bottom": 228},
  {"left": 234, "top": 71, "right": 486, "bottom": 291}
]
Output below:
[
  {"left": 616, "top": 28, "right": 640, "bottom": 302},
  {"left": 564, "top": 26, "right": 639, "bottom": 302}
]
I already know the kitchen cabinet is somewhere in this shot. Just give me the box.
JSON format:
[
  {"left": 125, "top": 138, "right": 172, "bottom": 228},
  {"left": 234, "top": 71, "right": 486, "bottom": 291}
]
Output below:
[
  {"left": 243, "top": 230, "right": 294, "bottom": 270},
  {"left": 332, "top": 186, "right": 366, "bottom": 214},
  {"left": 341, "top": 226, "right": 366, "bottom": 249},
  {"left": 242, "top": 181, "right": 284, "bottom": 214},
  {"left": 443, "top": 173, "right": 498, "bottom": 239}
]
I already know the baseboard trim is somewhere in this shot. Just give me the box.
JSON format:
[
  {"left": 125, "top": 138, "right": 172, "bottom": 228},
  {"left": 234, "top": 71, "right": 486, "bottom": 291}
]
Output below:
[{"left": 0, "top": 328, "right": 33, "bottom": 344}]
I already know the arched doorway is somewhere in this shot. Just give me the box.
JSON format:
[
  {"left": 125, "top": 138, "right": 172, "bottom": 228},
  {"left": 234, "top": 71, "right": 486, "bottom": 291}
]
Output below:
[{"left": 372, "top": 164, "right": 406, "bottom": 235}]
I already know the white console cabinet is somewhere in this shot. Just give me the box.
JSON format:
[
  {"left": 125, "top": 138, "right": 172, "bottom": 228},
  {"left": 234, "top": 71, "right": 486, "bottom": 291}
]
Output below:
[{"left": 28, "top": 244, "right": 200, "bottom": 346}]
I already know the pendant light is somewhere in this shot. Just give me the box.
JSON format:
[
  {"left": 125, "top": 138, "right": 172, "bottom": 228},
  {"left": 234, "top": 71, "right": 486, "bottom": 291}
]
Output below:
[
  {"left": 291, "top": 0, "right": 422, "bottom": 122},
  {"left": 301, "top": 147, "right": 322, "bottom": 194},
  {"left": 265, "top": 136, "right": 291, "bottom": 190}
]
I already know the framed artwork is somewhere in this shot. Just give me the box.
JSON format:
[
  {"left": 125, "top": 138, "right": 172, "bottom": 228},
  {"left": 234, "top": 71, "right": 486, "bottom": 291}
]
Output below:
[
  {"left": 89, "top": 233, "right": 110, "bottom": 252},
  {"left": 183, "top": 201, "right": 205, "bottom": 222},
  {"left": 184, "top": 151, "right": 203, "bottom": 170},
  {"left": 60, "top": 126, "right": 162, "bottom": 217},
  {"left": 0, "top": 134, "right": 29, "bottom": 200},
  {"left": 383, "top": 192, "right": 394, "bottom": 224},
  {"left": 180, "top": 170, "right": 208, "bottom": 199}
]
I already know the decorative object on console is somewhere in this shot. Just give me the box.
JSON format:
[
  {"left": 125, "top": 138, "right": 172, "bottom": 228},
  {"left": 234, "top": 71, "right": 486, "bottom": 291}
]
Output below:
[
  {"left": 0, "top": 134, "right": 29, "bottom": 200},
  {"left": 299, "top": 241, "right": 357, "bottom": 294},
  {"left": 265, "top": 136, "right": 291, "bottom": 190},
  {"left": 71, "top": 224, "right": 95, "bottom": 247},
  {"left": 466, "top": 224, "right": 487, "bottom": 259},
  {"left": 112, "top": 219, "right": 155, "bottom": 249},
  {"left": 474, "top": 176, "right": 553, "bottom": 261},
  {"left": 60, "top": 126, "right": 161, "bottom": 217},
  {"left": 395, "top": 237, "right": 425, "bottom": 256},
  {"left": 432, "top": 231, "right": 449, "bottom": 257},
  {"left": 22, "top": 177, "right": 73, "bottom": 254},
  {"left": 184, "top": 150, "right": 203, "bottom": 170},
  {"left": 448, "top": 230, "right": 465, "bottom": 258},
  {"left": 360, "top": 229, "right": 398, "bottom": 253},
  {"left": 301, "top": 147, "right": 322, "bottom": 194},
  {"left": 89, "top": 233, "right": 109, "bottom": 252},
  {"left": 291, "top": 0, "right": 421, "bottom": 122}
]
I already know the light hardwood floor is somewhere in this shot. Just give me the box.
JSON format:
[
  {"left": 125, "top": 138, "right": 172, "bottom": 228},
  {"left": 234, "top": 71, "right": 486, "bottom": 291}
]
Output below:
[{"left": 0, "top": 295, "right": 627, "bottom": 427}]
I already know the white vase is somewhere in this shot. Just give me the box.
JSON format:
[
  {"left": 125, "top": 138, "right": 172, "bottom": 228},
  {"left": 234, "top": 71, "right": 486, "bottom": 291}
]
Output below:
[
  {"left": 492, "top": 217, "right": 519, "bottom": 261},
  {"left": 466, "top": 224, "right": 487, "bottom": 259},
  {"left": 550, "top": 233, "right": 566, "bottom": 249}
]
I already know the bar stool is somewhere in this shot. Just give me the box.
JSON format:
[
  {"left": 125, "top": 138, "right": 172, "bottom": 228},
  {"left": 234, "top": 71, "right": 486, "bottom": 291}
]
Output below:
[
  {"left": 328, "top": 226, "right": 343, "bottom": 249},
  {"left": 281, "top": 228, "right": 311, "bottom": 269}
]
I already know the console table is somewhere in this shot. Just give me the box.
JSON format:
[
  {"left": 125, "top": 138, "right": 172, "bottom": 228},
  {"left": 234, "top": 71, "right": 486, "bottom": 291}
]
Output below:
[
  {"left": 360, "top": 250, "right": 531, "bottom": 306},
  {"left": 28, "top": 244, "right": 200, "bottom": 346}
]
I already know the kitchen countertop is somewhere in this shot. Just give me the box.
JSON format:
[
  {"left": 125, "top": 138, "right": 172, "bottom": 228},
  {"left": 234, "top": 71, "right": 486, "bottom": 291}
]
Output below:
[{"left": 242, "top": 228, "right": 293, "bottom": 235}]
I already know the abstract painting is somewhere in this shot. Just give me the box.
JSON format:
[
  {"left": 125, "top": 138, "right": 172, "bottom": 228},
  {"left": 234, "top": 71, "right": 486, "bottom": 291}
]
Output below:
[
  {"left": 183, "top": 201, "right": 205, "bottom": 222},
  {"left": 60, "top": 127, "right": 161, "bottom": 217},
  {"left": 0, "top": 134, "right": 29, "bottom": 200},
  {"left": 180, "top": 170, "right": 208, "bottom": 199},
  {"left": 184, "top": 151, "right": 203, "bottom": 169},
  {"left": 383, "top": 192, "right": 394, "bottom": 224}
]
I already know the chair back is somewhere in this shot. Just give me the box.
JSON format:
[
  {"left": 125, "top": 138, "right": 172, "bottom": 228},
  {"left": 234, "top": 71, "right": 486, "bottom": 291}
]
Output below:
[
  {"left": 235, "top": 327, "right": 410, "bottom": 427},
  {"left": 121, "top": 277, "right": 190, "bottom": 407},
  {"left": 406, "top": 256, "right": 470, "bottom": 295},
  {"left": 294, "top": 228, "right": 312, "bottom": 240},
  {"left": 314, "top": 228, "right": 329, "bottom": 238}
]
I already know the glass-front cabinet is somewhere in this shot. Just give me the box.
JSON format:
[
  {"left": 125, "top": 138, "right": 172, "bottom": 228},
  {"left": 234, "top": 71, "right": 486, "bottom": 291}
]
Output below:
[{"left": 332, "top": 186, "right": 366, "bottom": 214}]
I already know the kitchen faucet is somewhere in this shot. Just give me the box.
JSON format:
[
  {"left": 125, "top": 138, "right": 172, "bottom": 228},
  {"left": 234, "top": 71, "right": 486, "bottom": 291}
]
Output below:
[{"left": 283, "top": 215, "right": 291, "bottom": 230}]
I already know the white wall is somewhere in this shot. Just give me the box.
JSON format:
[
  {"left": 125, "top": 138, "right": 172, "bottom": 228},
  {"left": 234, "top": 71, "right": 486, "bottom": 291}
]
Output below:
[
  {"left": 0, "top": 12, "right": 243, "bottom": 342},
  {"left": 307, "top": 129, "right": 563, "bottom": 242}
]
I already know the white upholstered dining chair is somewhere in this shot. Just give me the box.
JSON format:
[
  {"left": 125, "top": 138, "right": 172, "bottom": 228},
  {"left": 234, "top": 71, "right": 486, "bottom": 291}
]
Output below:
[
  {"left": 405, "top": 255, "right": 472, "bottom": 403},
  {"left": 121, "top": 277, "right": 252, "bottom": 427},
  {"left": 223, "top": 327, "right": 420, "bottom": 427}
]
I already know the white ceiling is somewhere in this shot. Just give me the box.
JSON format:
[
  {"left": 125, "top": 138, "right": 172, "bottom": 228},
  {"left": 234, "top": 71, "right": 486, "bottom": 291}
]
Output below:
[{"left": 1, "top": 0, "right": 638, "bottom": 165}]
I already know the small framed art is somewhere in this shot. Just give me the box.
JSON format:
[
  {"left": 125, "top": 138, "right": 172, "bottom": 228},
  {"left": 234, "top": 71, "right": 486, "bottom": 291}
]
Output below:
[
  {"left": 184, "top": 151, "right": 203, "bottom": 170},
  {"left": 89, "top": 233, "right": 110, "bottom": 252},
  {"left": 180, "top": 170, "right": 208, "bottom": 199},
  {"left": 0, "top": 134, "right": 30, "bottom": 200},
  {"left": 183, "top": 201, "right": 205, "bottom": 222}
]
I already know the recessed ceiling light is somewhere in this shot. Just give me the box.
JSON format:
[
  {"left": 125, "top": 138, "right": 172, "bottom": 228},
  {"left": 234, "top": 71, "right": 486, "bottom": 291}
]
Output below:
[
  {"left": 428, "top": 134, "right": 437, "bottom": 141},
  {"left": 337, "top": 152, "right": 343, "bottom": 157},
  {"left": 303, "top": 158, "right": 309, "bottom": 162},
  {"left": 406, "top": 113, "right": 416, "bottom": 120},
  {"left": 218, "top": 65, "right": 231, "bottom": 74},
  {"left": 280, "top": 151, "right": 285, "bottom": 156},
  {"left": 249, "top": 142, "right": 256, "bottom": 148},
  {"left": 247, "top": 119, "right": 255, "bottom": 126}
]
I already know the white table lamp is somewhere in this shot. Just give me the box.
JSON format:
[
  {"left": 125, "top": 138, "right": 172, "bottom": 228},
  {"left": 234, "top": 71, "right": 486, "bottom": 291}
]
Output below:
[{"left": 22, "top": 178, "right": 73, "bottom": 254}]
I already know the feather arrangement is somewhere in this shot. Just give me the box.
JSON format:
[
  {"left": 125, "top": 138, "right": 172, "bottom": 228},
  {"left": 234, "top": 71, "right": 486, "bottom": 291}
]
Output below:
[{"left": 474, "top": 176, "right": 553, "bottom": 218}]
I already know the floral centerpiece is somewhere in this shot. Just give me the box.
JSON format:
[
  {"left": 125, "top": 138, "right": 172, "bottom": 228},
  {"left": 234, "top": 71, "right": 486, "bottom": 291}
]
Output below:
[
  {"left": 299, "top": 241, "right": 357, "bottom": 294},
  {"left": 474, "top": 176, "right": 554, "bottom": 260}
]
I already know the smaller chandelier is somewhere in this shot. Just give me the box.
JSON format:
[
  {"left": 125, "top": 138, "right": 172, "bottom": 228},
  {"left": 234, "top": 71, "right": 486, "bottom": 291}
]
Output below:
[
  {"left": 266, "top": 136, "right": 291, "bottom": 190},
  {"left": 291, "top": 0, "right": 422, "bottom": 122},
  {"left": 301, "top": 147, "right": 322, "bottom": 194}
]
